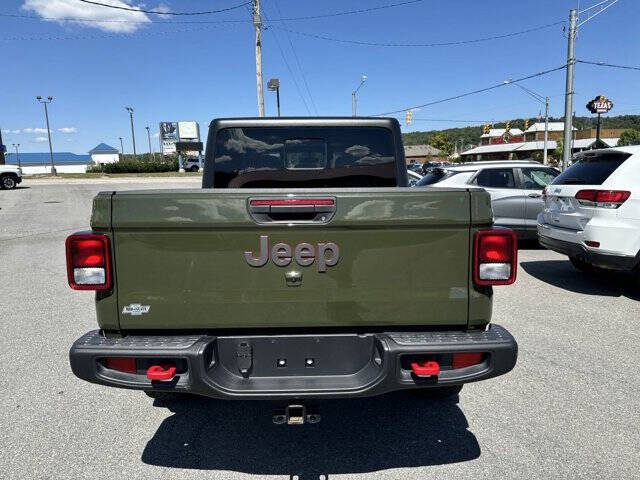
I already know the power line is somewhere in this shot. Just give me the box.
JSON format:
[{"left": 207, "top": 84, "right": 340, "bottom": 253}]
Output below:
[
  {"left": 272, "top": 20, "right": 565, "bottom": 48},
  {"left": 262, "top": 12, "right": 311, "bottom": 115},
  {"left": 576, "top": 59, "right": 640, "bottom": 72},
  {"left": 372, "top": 64, "right": 567, "bottom": 116},
  {"left": 264, "top": 0, "right": 425, "bottom": 21},
  {"left": 268, "top": 0, "right": 318, "bottom": 115},
  {"left": 76, "top": 0, "right": 251, "bottom": 16},
  {"left": 0, "top": 12, "right": 247, "bottom": 24}
]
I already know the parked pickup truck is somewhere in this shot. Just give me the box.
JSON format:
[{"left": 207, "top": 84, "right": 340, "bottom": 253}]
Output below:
[{"left": 68, "top": 118, "right": 517, "bottom": 421}]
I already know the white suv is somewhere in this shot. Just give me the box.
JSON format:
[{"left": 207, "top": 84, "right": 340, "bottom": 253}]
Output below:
[
  {"left": 537, "top": 146, "right": 640, "bottom": 275},
  {"left": 0, "top": 164, "right": 23, "bottom": 190}
]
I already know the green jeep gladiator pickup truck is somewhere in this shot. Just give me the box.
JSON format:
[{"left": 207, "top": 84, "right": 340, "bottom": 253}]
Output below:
[{"left": 67, "top": 118, "right": 517, "bottom": 421}]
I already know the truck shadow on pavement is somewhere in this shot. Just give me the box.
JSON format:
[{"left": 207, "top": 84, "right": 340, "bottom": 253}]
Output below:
[
  {"left": 141, "top": 390, "right": 480, "bottom": 479},
  {"left": 521, "top": 260, "right": 640, "bottom": 300}
]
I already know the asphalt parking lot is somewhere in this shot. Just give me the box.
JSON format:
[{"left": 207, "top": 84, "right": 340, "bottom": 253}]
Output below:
[{"left": 1, "top": 180, "right": 639, "bottom": 480}]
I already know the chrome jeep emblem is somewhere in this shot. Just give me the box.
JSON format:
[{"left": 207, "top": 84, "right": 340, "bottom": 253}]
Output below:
[
  {"left": 122, "top": 304, "right": 151, "bottom": 316},
  {"left": 244, "top": 235, "right": 340, "bottom": 272}
]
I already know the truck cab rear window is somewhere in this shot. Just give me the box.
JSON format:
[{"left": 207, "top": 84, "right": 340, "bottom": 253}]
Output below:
[
  {"left": 212, "top": 127, "right": 396, "bottom": 188},
  {"left": 553, "top": 151, "right": 631, "bottom": 185}
]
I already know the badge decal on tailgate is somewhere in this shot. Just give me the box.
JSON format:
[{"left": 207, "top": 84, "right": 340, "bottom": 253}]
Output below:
[{"left": 122, "top": 304, "right": 151, "bottom": 316}]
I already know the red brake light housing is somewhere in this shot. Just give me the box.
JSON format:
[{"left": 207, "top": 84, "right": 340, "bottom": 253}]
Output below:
[
  {"left": 473, "top": 229, "right": 517, "bottom": 286},
  {"left": 575, "top": 189, "right": 630, "bottom": 208},
  {"left": 65, "top": 233, "right": 112, "bottom": 290}
]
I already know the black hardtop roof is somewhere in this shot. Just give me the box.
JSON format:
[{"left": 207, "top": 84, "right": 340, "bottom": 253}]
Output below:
[{"left": 209, "top": 117, "right": 400, "bottom": 129}]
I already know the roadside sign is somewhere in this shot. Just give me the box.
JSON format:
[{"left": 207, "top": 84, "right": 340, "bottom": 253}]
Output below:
[{"left": 586, "top": 95, "right": 613, "bottom": 114}]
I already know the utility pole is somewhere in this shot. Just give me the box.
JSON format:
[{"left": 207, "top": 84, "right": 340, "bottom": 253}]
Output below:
[
  {"left": 145, "top": 126, "right": 155, "bottom": 160},
  {"left": 543, "top": 96, "right": 549, "bottom": 165},
  {"left": 36, "top": 96, "right": 56, "bottom": 175},
  {"left": 253, "top": 0, "right": 265, "bottom": 117},
  {"left": 562, "top": 8, "right": 577, "bottom": 171},
  {"left": 125, "top": 106, "right": 137, "bottom": 160},
  {"left": 118, "top": 137, "right": 124, "bottom": 158}
]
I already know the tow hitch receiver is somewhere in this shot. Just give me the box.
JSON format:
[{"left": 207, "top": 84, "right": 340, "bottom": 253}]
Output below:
[
  {"left": 146, "top": 365, "right": 176, "bottom": 381},
  {"left": 410, "top": 360, "right": 440, "bottom": 377},
  {"left": 273, "top": 405, "right": 321, "bottom": 425}
]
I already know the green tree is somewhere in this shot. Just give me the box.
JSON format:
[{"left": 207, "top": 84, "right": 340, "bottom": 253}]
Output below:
[
  {"left": 429, "top": 132, "right": 453, "bottom": 154},
  {"left": 618, "top": 129, "right": 640, "bottom": 146},
  {"left": 552, "top": 139, "right": 563, "bottom": 165}
]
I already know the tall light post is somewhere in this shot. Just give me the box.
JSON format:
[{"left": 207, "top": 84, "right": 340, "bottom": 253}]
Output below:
[
  {"left": 118, "top": 137, "right": 124, "bottom": 159},
  {"left": 145, "top": 126, "right": 155, "bottom": 159},
  {"left": 36, "top": 96, "right": 56, "bottom": 175},
  {"left": 12, "top": 143, "right": 20, "bottom": 168},
  {"left": 351, "top": 75, "right": 367, "bottom": 117},
  {"left": 125, "top": 106, "right": 137, "bottom": 160},
  {"left": 267, "top": 78, "right": 281, "bottom": 117},
  {"left": 505, "top": 80, "right": 550, "bottom": 165}
]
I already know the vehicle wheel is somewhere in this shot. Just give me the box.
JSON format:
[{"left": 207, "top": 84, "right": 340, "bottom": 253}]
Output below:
[
  {"left": 1, "top": 174, "right": 17, "bottom": 190},
  {"left": 189, "top": 166, "right": 199, "bottom": 172}
]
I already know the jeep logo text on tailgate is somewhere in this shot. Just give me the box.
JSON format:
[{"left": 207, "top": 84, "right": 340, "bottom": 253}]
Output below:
[{"left": 244, "top": 235, "right": 339, "bottom": 272}]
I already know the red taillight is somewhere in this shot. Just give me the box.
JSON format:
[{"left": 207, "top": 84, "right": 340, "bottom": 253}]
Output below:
[
  {"left": 452, "top": 352, "right": 483, "bottom": 369},
  {"left": 250, "top": 198, "right": 335, "bottom": 206},
  {"left": 575, "top": 189, "right": 630, "bottom": 207},
  {"left": 473, "top": 229, "right": 517, "bottom": 286},
  {"left": 65, "top": 233, "right": 111, "bottom": 290},
  {"left": 585, "top": 240, "right": 600, "bottom": 248},
  {"left": 105, "top": 357, "right": 136, "bottom": 374}
]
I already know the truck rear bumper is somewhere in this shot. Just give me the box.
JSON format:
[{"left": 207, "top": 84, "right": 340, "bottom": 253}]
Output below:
[{"left": 69, "top": 325, "right": 517, "bottom": 400}]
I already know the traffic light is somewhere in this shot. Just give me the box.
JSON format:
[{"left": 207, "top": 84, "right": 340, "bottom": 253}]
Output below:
[
  {"left": 524, "top": 119, "right": 529, "bottom": 131},
  {"left": 505, "top": 121, "right": 511, "bottom": 132},
  {"left": 405, "top": 110, "right": 412, "bottom": 126}
]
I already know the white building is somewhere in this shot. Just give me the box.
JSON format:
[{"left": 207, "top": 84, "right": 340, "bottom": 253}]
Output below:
[{"left": 89, "top": 143, "right": 120, "bottom": 164}]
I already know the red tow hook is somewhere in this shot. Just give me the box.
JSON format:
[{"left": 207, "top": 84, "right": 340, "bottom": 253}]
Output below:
[
  {"left": 146, "top": 365, "right": 177, "bottom": 381},
  {"left": 410, "top": 361, "right": 440, "bottom": 377}
]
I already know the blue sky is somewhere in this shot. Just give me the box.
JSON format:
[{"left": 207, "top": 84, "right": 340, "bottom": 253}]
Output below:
[{"left": 1, "top": 0, "right": 639, "bottom": 154}]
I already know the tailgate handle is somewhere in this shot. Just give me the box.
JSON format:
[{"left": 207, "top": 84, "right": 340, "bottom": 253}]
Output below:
[
  {"left": 248, "top": 197, "right": 336, "bottom": 223},
  {"left": 528, "top": 193, "right": 542, "bottom": 198}
]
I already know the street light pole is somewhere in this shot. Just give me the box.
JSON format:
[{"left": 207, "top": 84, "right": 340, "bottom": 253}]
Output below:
[
  {"left": 351, "top": 75, "right": 367, "bottom": 117},
  {"left": 13, "top": 143, "right": 20, "bottom": 168},
  {"left": 145, "top": 126, "right": 155, "bottom": 159},
  {"left": 36, "top": 96, "right": 56, "bottom": 175},
  {"left": 125, "top": 106, "right": 137, "bottom": 160},
  {"left": 505, "top": 81, "right": 550, "bottom": 164},
  {"left": 267, "top": 78, "right": 281, "bottom": 116},
  {"left": 118, "top": 137, "right": 124, "bottom": 159}
]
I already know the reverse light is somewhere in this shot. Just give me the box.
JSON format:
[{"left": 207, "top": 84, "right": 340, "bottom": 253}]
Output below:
[
  {"left": 65, "top": 233, "right": 111, "bottom": 290},
  {"left": 473, "top": 229, "right": 517, "bottom": 286},
  {"left": 575, "top": 190, "right": 630, "bottom": 208}
]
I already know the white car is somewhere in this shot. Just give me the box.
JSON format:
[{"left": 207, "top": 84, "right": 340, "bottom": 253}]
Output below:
[
  {"left": 0, "top": 164, "right": 23, "bottom": 190},
  {"left": 418, "top": 160, "right": 559, "bottom": 239},
  {"left": 537, "top": 146, "right": 640, "bottom": 275}
]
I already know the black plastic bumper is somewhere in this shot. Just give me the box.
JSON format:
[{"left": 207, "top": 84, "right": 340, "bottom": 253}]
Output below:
[
  {"left": 69, "top": 325, "right": 518, "bottom": 400},
  {"left": 539, "top": 234, "right": 639, "bottom": 271}
]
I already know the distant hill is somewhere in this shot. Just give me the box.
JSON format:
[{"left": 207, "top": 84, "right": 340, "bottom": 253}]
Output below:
[{"left": 402, "top": 115, "right": 640, "bottom": 153}]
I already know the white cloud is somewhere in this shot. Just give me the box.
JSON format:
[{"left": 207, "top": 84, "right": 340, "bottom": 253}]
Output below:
[
  {"left": 22, "top": 0, "right": 152, "bottom": 34},
  {"left": 58, "top": 127, "right": 77, "bottom": 134},
  {"left": 153, "top": 132, "right": 160, "bottom": 138},
  {"left": 1, "top": 129, "right": 21, "bottom": 134},
  {"left": 23, "top": 127, "right": 49, "bottom": 134},
  {"left": 34, "top": 136, "right": 49, "bottom": 142}
]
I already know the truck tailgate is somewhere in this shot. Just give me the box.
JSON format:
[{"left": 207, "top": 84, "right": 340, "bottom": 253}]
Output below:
[{"left": 108, "top": 188, "right": 482, "bottom": 330}]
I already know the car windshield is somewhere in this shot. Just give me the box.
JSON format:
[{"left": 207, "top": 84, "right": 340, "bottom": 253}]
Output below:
[{"left": 553, "top": 151, "right": 631, "bottom": 185}]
